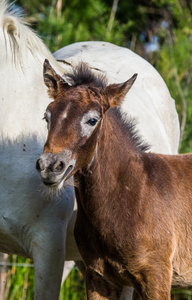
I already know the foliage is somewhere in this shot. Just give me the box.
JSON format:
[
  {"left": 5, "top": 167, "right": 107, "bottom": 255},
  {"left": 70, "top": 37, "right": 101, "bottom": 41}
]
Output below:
[
  {"left": 2, "top": 255, "right": 34, "bottom": 300},
  {"left": 150, "top": 0, "right": 192, "bottom": 153},
  {"left": 60, "top": 266, "right": 86, "bottom": 300},
  {"left": 15, "top": 0, "right": 131, "bottom": 52}
]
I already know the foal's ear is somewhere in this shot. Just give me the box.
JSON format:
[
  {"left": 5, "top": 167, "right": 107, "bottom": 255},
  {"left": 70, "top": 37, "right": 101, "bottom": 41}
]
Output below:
[
  {"left": 43, "top": 59, "right": 69, "bottom": 99},
  {"left": 103, "top": 73, "right": 137, "bottom": 110}
]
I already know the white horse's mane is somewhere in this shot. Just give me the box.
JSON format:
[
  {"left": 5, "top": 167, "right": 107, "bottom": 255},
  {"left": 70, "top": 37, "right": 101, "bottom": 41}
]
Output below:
[{"left": 0, "top": 0, "right": 63, "bottom": 72}]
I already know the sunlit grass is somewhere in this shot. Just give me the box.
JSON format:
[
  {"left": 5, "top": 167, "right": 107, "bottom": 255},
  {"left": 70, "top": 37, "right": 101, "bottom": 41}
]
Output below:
[{"left": 60, "top": 267, "right": 85, "bottom": 300}]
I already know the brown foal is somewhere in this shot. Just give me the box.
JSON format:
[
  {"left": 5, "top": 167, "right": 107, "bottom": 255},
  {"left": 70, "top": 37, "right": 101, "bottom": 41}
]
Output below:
[{"left": 37, "top": 59, "right": 192, "bottom": 300}]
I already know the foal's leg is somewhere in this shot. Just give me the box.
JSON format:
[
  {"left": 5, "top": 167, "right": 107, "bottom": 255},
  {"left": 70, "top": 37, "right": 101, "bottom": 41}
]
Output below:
[
  {"left": 86, "top": 268, "right": 122, "bottom": 300},
  {"left": 133, "top": 262, "right": 172, "bottom": 300},
  {"left": 78, "top": 263, "right": 134, "bottom": 300}
]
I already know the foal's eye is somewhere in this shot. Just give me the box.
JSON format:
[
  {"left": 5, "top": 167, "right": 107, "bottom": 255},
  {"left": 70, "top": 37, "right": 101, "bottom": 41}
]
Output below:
[
  {"left": 43, "top": 111, "right": 51, "bottom": 130},
  {"left": 87, "top": 118, "right": 98, "bottom": 126},
  {"left": 43, "top": 116, "right": 48, "bottom": 123},
  {"left": 43, "top": 112, "right": 49, "bottom": 123}
]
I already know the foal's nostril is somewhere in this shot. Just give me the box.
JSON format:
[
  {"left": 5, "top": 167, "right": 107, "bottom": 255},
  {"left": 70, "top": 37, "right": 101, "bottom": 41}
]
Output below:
[
  {"left": 53, "top": 161, "right": 64, "bottom": 172},
  {"left": 36, "top": 158, "right": 44, "bottom": 172}
]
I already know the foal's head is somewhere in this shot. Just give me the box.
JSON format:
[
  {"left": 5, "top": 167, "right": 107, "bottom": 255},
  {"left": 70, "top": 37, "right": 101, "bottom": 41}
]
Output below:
[{"left": 36, "top": 59, "right": 137, "bottom": 188}]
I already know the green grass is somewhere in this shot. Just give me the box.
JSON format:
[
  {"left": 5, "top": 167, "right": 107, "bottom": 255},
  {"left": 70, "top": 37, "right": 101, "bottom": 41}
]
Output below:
[
  {"left": 1, "top": 255, "right": 192, "bottom": 299},
  {"left": 1, "top": 255, "right": 85, "bottom": 300},
  {"left": 2, "top": 255, "right": 34, "bottom": 300},
  {"left": 60, "top": 267, "right": 85, "bottom": 300}
]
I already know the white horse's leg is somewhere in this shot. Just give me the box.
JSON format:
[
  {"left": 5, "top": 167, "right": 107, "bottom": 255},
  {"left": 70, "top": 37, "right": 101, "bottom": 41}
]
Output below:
[{"left": 32, "top": 226, "right": 66, "bottom": 300}]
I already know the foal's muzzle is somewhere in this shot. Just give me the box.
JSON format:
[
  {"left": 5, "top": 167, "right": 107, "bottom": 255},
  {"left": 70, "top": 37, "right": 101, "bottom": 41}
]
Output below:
[{"left": 36, "top": 151, "right": 75, "bottom": 187}]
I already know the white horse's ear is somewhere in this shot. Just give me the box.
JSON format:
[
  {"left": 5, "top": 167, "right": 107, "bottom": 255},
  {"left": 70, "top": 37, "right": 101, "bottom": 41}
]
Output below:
[
  {"left": 103, "top": 73, "right": 137, "bottom": 111},
  {"left": 43, "top": 59, "right": 69, "bottom": 99}
]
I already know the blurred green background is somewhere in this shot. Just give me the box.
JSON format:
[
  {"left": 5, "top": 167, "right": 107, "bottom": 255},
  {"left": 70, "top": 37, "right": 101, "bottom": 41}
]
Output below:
[{"left": 1, "top": 0, "right": 192, "bottom": 299}]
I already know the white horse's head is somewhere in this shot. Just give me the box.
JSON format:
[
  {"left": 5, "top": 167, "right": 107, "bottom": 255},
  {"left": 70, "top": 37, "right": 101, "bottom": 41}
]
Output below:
[{"left": 0, "top": 0, "right": 65, "bottom": 143}]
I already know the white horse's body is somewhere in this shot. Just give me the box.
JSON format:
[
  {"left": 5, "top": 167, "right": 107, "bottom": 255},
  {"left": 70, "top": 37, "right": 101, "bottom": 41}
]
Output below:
[
  {"left": 54, "top": 42, "right": 179, "bottom": 155},
  {"left": 0, "top": 1, "right": 179, "bottom": 299}
]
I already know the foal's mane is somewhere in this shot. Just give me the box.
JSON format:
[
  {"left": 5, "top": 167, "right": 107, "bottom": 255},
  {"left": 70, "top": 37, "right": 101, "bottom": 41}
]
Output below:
[
  {"left": 66, "top": 63, "right": 150, "bottom": 152},
  {"left": 112, "top": 108, "right": 150, "bottom": 152},
  {"left": 65, "top": 62, "right": 107, "bottom": 88},
  {"left": 0, "top": 0, "right": 63, "bottom": 72}
]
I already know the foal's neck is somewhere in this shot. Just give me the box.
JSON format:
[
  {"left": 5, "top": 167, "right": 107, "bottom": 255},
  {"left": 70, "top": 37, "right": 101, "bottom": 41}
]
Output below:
[
  {"left": 94, "top": 108, "right": 140, "bottom": 168},
  {"left": 76, "top": 108, "right": 142, "bottom": 205},
  {"left": 74, "top": 108, "right": 145, "bottom": 237}
]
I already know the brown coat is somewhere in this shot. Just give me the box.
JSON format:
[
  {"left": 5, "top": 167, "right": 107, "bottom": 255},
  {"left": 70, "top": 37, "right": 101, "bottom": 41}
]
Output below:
[{"left": 37, "top": 60, "right": 189, "bottom": 299}]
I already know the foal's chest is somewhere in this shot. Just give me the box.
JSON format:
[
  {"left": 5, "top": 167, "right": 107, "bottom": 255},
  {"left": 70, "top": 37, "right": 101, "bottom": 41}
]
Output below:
[{"left": 74, "top": 211, "right": 131, "bottom": 286}]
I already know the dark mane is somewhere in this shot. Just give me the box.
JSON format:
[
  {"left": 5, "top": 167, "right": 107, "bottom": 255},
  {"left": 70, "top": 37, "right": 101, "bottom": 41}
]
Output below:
[
  {"left": 65, "top": 62, "right": 107, "bottom": 88},
  {"left": 111, "top": 107, "right": 150, "bottom": 152}
]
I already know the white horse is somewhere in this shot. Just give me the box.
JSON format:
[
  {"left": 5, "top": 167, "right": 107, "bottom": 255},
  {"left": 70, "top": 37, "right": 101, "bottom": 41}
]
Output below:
[
  {"left": 0, "top": 1, "right": 180, "bottom": 299},
  {"left": 0, "top": 2, "right": 77, "bottom": 299}
]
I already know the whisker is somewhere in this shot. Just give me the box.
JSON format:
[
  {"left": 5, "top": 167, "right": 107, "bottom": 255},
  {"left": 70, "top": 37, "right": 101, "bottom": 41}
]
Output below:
[{"left": 37, "top": 176, "right": 75, "bottom": 204}]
